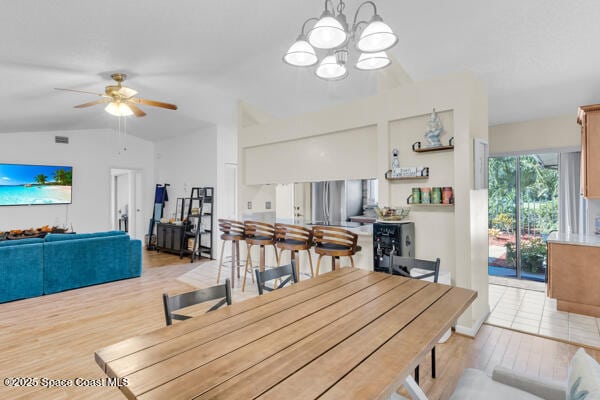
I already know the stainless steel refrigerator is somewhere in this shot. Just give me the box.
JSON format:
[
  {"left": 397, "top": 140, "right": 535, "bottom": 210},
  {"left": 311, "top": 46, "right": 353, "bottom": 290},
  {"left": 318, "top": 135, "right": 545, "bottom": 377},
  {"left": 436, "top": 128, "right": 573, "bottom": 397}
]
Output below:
[{"left": 311, "top": 180, "right": 363, "bottom": 224}]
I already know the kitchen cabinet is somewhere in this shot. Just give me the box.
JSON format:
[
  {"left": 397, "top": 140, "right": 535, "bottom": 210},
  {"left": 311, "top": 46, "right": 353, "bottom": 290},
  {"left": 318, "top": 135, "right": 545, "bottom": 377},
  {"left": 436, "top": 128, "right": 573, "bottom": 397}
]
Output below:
[
  {"left": 577, "top": 105, "right": 600, "bottom": 198},
  {"left": 547, "top": 233, "right": 600, "bottom": 317}
]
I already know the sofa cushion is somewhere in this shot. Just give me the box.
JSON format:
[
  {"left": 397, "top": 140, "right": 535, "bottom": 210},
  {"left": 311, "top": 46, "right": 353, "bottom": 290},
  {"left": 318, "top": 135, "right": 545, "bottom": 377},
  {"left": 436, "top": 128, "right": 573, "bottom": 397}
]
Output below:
[
  {"left": 450, "top": 368, "right": 543, "bottom": 400},
  {"left": 0, "top": 242, "right": 44, "bottom": 302},
  {"left": 45, "top": 230, "right": 126, "bottom": 242},
  {"left": 0, "top": 238, "right": 44, "bottom": 247},
  {"left": 567, "top": 348, "right": 600, "bottom": 400}
]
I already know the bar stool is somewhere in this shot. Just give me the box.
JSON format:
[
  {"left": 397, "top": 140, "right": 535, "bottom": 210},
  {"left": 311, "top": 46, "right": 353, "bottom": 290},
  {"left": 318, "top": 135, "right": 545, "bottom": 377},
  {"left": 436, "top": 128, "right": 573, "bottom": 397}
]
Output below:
[
  {"left": 274, "top": 223, "right": 314, "bottom": 280},
  {"left": 242, "top": 221, "right": 280, "bottom": 291},
  {"left": 216, "top": 219, "right": 246, "bottom": 288},
  {"left": 313, "top": 226, "right": 358, "bottom": 275}
]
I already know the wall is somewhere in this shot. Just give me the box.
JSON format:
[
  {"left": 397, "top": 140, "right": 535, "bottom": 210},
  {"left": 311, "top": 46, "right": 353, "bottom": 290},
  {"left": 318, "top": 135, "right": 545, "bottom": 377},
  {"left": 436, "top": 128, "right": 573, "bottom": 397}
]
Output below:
[
  {"left": 238, "top": 72, "right": 490, "bottom": 335},
  {"left": 116, "top": 173, "right": 129, "bottom": 221},
  {"left": 154, "top": 126, "right": 218, "bottom": 253},
  {"left": 0, "top": 129, "right": 155, "bottom": 238},
  {"left": 489, "top": 115, "right": 580, "bottom": 155}
]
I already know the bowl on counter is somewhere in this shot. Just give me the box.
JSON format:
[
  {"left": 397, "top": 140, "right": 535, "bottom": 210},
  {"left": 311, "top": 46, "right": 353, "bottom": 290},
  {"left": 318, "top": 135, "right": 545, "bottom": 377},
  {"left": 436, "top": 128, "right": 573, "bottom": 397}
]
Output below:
[{"left": 375, "top": 206, "right": 411, "bottom": 222}]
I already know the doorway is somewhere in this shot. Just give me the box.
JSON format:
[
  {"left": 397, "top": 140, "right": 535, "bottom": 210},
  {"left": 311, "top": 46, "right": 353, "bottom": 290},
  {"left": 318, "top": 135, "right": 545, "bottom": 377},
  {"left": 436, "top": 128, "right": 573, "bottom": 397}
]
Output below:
[
  {"left": 487, "top": 153, "right": 558, "bottom": 282},
  {"left": 110, "top": 168, "right": 142, "bottom": 239}
]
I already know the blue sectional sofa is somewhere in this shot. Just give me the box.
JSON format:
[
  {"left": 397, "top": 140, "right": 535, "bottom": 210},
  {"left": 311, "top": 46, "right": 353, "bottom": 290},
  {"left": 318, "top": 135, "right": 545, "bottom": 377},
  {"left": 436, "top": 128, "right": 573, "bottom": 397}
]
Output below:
[{"left": 0, "top": 231, "right": 142, "bottom": 303}]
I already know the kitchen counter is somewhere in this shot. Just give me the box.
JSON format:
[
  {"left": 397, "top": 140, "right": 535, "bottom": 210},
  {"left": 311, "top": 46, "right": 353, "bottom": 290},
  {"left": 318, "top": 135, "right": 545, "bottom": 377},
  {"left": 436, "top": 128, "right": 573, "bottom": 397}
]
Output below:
[{"left": 547, "top": 232, "right": 600, "bottom": 247}]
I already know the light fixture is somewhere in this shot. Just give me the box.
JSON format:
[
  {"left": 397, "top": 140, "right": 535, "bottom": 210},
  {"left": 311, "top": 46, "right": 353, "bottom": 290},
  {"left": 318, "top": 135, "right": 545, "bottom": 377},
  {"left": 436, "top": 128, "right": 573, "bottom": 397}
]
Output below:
[
  {"left": 355, "top": 51, "right": 391, "bottom": 71},
  {"left": 356, "top": 15, "right": 398, "bottom": 53},
  {"left": 308, "top": 9, "right": 348, "bottom": 49},
  {"left": 284, "top": 0, "right": 398, "bottom": 81},
  {"left": 316, "top": 54, "right": 348, "bottom": 80},
  {"left": 105, "top": 102, "right": 133, "bottom": 117}
]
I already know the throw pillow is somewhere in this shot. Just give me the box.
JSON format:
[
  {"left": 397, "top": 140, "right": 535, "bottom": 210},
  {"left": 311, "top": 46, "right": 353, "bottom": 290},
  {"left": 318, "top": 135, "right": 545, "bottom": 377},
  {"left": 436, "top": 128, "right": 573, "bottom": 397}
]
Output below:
[{"left": 568, "top": 348, "right": 600, "bottom": 400}]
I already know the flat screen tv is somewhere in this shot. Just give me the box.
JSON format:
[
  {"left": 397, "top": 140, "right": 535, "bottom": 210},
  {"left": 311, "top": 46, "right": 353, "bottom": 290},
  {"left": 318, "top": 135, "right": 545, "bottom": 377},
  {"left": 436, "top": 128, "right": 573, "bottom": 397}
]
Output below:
[{"left": 0, "top": 163, "right": 73, "bottom": 206}]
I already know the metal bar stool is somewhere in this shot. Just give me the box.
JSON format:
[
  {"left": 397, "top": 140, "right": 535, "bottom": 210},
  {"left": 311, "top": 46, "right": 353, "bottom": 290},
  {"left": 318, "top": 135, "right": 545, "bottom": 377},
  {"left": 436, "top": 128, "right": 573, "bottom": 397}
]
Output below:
[
  {"left": 216, "top": 219, "right": 246, "bottom": 288},
  {"left": 242, "top": 221, "right": 280, "bottom": 291},
  {"left": 274, "top": 223, "right": 314, "bottom": 280},
  {"left": 313, "top": 226, "right": 358, "bottom": 275}
]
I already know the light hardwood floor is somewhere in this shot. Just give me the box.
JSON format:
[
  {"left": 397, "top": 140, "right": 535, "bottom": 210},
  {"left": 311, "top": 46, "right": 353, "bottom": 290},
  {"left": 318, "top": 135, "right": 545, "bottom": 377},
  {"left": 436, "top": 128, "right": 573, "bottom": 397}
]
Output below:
[{"left": 0, "top": 251, "right": 598, "bottom": 400}]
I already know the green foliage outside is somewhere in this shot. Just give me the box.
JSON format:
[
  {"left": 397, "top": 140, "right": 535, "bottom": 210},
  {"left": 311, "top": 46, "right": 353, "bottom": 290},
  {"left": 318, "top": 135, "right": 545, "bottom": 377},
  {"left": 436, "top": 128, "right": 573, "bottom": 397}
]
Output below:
[
  {"left": 505, "top": 237, "right": 547, "bottom": 274},
  {"left": 489, "top": 155, "right": 558, "bottom": 275},
  {"left": 34, "top": 174, "right": 48, "bottom": 185}
]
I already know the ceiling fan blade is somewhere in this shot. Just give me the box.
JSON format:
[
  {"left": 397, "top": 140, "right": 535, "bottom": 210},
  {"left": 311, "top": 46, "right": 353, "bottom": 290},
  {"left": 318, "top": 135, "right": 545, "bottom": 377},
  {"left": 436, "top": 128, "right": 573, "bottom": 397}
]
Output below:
[
  {"left": 73, "top": 99, "right": 109, "bottom": 108},
  {"left": 132, "top": 97, "right": 178, "bottom": 110},
  {"left": 125, "top": 102, "right": 147, "bottom": 117},
  {"left": 118, "top": 86, "right": 138, "bottom": 98},
  {"left": 54, "top": 88, "right": 105, "bottom": 96}
]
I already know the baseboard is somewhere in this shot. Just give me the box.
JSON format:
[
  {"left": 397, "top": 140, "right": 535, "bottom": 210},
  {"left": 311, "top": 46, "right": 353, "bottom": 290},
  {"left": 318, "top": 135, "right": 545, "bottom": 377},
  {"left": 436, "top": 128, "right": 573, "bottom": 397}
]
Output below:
[{"left": 455, "top": 310, "right": 490, "bottom": 338}]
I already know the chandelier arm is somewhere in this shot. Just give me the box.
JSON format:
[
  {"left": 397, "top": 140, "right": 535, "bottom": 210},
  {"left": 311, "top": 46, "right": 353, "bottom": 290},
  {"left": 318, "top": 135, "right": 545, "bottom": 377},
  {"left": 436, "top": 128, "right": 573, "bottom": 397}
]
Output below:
[
  {"left": 352, "top": 1, "right": 377, "bottom": 30},
  {"left": 336, "top": 0, "right": 346, "bottom": 15},
  {"left": 324, "top": 0, "right": 335, "bottom": 13},
  {"left": 300, "top": 17, "right": 320, "bottom": 35}
]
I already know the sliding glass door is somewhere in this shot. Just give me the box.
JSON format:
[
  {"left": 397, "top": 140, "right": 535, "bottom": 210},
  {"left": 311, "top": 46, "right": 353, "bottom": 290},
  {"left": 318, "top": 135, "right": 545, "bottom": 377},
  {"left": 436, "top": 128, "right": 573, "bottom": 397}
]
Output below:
[{"left": 488, "top": 154, "right": 558, "bottom": 281}]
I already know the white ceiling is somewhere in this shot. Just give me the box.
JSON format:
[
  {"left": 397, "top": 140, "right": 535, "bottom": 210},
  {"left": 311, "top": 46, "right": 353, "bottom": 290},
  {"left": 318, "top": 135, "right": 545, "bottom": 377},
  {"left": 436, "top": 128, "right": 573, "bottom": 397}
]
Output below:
[{"left": 1, "top": 0, "right": 599, "bottom": 141}]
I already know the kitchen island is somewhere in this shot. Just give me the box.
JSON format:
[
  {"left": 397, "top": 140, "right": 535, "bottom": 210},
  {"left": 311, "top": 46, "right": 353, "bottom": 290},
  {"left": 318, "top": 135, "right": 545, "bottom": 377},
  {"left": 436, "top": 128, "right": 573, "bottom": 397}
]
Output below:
[{"left": 547, "top": 232, "right": 600, "bottom": 317}]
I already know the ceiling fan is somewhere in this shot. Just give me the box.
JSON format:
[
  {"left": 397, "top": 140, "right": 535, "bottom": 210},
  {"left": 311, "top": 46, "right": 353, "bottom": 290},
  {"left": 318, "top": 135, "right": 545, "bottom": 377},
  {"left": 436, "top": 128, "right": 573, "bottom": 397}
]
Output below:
[{"left": 55, "top": 73, "right": 178, "bottom": 117}]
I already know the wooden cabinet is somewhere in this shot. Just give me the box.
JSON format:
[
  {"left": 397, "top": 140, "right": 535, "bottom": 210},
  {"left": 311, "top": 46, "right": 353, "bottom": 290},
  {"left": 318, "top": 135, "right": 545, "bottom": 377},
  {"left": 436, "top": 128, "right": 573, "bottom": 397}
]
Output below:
[
  {"left": 156, "top": 223, "right": 185, "bottom": 254},
  {"left": 547, "top": 242, "right": 600, "bottom": 317},
  {"left": 578, "top": 105, "right": 600, "bottom": 198}
]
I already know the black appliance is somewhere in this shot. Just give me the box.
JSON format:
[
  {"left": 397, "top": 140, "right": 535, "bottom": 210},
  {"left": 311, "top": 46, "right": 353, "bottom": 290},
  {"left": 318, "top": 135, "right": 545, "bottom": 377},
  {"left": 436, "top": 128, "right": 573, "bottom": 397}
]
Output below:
[{"left": 373, "top": 222, "right": 415, "bottom": 273}]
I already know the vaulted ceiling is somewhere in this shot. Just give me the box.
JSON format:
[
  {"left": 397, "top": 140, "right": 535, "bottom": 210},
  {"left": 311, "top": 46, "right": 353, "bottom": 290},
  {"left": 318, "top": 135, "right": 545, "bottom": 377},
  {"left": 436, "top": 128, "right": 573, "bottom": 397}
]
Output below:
[{"left": 1, "top": 0, "right": 598, "bottom": 141}]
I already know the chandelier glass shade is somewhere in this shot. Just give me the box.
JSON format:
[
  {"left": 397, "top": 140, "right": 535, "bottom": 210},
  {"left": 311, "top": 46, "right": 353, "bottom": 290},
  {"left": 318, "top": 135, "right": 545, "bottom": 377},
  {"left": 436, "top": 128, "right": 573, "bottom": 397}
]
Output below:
[
  {"left": 355, "top": 51, "right": 390, "bottom": 71},
  {"left": 357, "top": 17, "right": 398, "bottom": 53},
  {"left": 283, "top": 35, "right": 319, "bottom": 67},
  {"left": 105, "top": 102, "right": 133, "bottom": 117},
  {"left": 308, "top": 10, "right": 348, "bottom": 49},
  {"left": 316, "top": 54, "right": 348, "bottom": 80},
  {"left": 284, "top": 0, "right": 398, "bottom": 81}
]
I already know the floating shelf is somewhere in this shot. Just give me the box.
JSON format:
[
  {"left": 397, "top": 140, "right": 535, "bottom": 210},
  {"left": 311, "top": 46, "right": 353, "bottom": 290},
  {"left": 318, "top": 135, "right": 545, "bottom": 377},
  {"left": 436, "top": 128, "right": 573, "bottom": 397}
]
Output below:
[
  {"left": 412, "top": 138, "right": 455, "bottom": 153},
  {"left": 384, "top": 169, "right": 429, "bottom": 181},
  {"left": 409, "top": 203, "right": 455, "bottom": 207}
]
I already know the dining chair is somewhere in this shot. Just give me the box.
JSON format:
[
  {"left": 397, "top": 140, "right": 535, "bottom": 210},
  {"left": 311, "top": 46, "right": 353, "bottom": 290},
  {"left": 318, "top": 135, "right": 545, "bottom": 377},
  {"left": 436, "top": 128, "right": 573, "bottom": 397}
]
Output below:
[
  {"left": 389, "top": 255, "right": 441, "bottom": 385},
  {"left": 162, "top": 279, "right": 231, "bottom": 326},
  {"left": 254, "top": 261, "right": 298, "bottom": 295}
]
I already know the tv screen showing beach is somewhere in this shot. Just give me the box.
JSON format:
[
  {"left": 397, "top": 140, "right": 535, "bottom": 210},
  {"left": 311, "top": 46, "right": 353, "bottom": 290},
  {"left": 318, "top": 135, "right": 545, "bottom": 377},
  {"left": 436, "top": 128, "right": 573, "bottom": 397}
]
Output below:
[{"left": 0, "top": 164, "right": 72, "bottom": 206}]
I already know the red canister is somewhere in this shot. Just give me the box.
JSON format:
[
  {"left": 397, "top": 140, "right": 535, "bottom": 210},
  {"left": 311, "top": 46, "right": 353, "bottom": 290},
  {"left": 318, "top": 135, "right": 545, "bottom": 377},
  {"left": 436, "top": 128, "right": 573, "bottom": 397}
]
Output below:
[{"left": 442, "top": 187, "right": 453, "bottom": 204}]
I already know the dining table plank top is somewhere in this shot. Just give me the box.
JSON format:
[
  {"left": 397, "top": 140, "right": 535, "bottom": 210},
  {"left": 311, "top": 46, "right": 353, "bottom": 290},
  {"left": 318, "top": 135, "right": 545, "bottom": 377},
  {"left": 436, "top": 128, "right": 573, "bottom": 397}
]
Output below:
[{"left": 95, "top": 268, "right": 477, "bottom": 400}]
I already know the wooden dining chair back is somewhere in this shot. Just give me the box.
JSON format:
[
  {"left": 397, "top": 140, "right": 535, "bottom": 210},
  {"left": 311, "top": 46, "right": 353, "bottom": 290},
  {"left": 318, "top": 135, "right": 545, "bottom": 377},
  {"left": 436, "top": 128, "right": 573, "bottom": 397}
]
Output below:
[
  {"left": 254, "top": 261, "right": 298, "bottom": 295},
  {"left": 390, "top": 255, "right": 441, "bottom": 384},
  {"left": 389, "top": 255, "right": 440, "bottom": 282},
  {"left": 313, "top": 226, "right": 358, "bottom": 275},
  {"left": 274, "top": 223, "right": 314, "bottom": 279},
  {"left": 162, "top": 279, "right": 231, "bottom": 326},
  {"left": 242, "top": 221, "right": 280, "bottom": 291},
  {"left": 216, "top": 219, "right": 246, "bottom": 289}
]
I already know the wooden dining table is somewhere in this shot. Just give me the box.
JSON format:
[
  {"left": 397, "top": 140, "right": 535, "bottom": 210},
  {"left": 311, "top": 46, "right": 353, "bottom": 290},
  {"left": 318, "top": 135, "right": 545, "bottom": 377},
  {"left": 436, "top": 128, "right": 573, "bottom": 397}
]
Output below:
[{"left": 95, "top": 268, "right": 476, "bottom": 400}]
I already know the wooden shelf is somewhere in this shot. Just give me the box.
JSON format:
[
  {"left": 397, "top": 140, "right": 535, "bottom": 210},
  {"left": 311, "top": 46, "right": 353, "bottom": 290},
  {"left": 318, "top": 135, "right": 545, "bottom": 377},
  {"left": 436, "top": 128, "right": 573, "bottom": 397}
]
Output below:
[
  {"left": 384, "top": 169, "right": 429, "bottom": 181},
  {"left": 412, "top": 145, "right": 454, "bottom": 153},
  {"left": 386, "top": 176, "right": 429, "bottom": 181},
  {"left": 409, "top": 203, "right": 455, "bottom": 207}
]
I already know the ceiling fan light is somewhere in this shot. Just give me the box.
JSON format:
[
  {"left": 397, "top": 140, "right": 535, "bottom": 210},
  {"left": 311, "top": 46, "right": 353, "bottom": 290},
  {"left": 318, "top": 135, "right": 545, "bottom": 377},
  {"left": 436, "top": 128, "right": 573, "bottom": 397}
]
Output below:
[
  {"left": 357, "top": 16, "right": 398, "bottom": 53},
  {"left": 105, "top": 102, "right": 134, "bottom": 117},
  {"left": 308, "top": 10, "right": 348, "bottom": 49},
  {"left": 283, "top": 36, "right": 318, "bottom": 67},
  {"left": 355, "top": 52, "right": 391, "bottom": 71},
  {"left": 315, "top": 55, "right": 348, "bottom": 81}
]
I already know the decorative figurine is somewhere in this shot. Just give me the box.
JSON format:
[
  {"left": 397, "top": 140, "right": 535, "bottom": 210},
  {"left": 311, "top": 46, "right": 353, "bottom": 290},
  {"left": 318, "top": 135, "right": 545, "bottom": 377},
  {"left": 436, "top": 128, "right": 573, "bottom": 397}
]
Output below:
[
  {"left": 424, "top": 108, "right": 444, "bottom": 147},
  {"left": 391, "top": 148, "right": 400, "bottom": 177}
]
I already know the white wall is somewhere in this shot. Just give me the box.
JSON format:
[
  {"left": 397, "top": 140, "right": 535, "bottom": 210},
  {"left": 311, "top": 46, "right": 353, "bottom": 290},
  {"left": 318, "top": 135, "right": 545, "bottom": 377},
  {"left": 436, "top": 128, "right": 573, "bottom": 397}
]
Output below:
[
  {"left": 154, "top": 127, "right": 218, "bottom": 219},
  {"left": 116, "top": 173, "right": 129, "bottom": 221},
  {"left": 489, "top": 115, "right": 580, "bottom": 155},
  {"left": 0, "top": 129, "right": 155, "bottom": 238}
]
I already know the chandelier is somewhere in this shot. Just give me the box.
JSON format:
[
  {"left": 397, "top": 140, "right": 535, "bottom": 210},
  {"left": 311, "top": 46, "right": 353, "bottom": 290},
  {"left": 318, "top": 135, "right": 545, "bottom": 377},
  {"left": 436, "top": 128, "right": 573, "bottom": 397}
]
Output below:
[{"left": 283, "top": 0, "right": 398, "bottom": 80}]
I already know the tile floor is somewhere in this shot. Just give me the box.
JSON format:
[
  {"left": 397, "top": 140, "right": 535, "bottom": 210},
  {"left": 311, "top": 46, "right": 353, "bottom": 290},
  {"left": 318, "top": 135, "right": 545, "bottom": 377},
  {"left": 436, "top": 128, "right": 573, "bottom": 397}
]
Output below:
[{"left": 487, "top": 283, "right": 600, "bottom": 348}]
